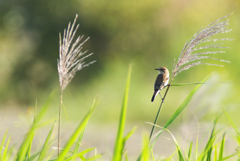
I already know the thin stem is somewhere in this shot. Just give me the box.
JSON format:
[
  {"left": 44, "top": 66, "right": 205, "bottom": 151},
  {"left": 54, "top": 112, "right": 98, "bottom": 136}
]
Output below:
[
  {"left": 149, "top": 100, "right": 164, "bottom": 140},
  {"left": 58, "top": 89, "right": 63, "bottom": 157},
  {"left": 149, "top": 79, "right": 173, "bottom": 140}
]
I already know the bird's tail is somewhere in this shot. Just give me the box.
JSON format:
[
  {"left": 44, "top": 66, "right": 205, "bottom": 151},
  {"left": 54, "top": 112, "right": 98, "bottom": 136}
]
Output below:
[{"left": 151, "top": 91, "right": 158, "bottom": 102}]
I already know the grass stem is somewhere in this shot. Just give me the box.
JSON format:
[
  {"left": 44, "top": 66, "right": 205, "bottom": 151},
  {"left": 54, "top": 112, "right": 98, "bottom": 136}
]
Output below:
[
  {"left": 58, "top": 89, "right": 63, "bottom": 157},
  {"left": 149, "top": 80, "right": 172, "bottom": 140}
]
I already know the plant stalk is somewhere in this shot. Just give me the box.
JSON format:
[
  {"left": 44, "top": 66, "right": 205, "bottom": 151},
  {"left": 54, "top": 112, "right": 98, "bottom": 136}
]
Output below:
[
  {"left": 58, "top": 89, "right": 63, "bottom": 157},
  {"left": 149, "top": 79, "right": 173, "bottom": 140}
]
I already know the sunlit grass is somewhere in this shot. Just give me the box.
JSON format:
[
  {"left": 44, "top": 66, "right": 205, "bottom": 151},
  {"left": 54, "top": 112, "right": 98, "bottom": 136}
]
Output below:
[{"left": 1, "top": 66, "right": 239, "bottom": 161}]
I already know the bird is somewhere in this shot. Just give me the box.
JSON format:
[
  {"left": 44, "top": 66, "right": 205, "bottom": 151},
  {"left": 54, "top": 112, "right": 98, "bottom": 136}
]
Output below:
[{"left": 151, "top": 67, "right": 169, "bottom": 102}]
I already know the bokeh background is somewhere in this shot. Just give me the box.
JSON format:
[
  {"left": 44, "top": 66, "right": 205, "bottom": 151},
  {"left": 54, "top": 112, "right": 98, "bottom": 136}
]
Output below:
[{"left": 0, "top": 0, "right": 240, "bottom": 160}]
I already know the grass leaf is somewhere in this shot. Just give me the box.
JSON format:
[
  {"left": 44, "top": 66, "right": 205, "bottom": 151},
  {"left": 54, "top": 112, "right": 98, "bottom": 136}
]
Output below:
[
  {"left": 220, "top": 152, "right": 239, "bottom": 160},
  {"left": 188, "top": 142, "right": 193, "bottom": 160},
  {"left": 140, "top": 133, "right": 150, "bottom": 161},
  {"left": 2, "top": 135, "right": 10, "bottom": 160},
  {"left": 0, "top": 130, "right": 8, "bottom": 159},
  {"left": 72, "top": 96, "right": 98, "bottom": 155},
  {"left": 56, "top": 98, "right": 96, "bottom": 161},
  {"left": 112, "top": 64, "right": 132, "bottom": 161},
  {"left": 122, "top": 126, "right": 137, "bottom": 153},
  {"left": 219, "top": 132, "right": 226, "bottom": 160},
  {"left": 199, "top": 116, "right": 219, "bottom": 161},
  {"left": 37, "top": 122, "right": 56, "bottom": 161},
  {"left": 224, "top": 111, "right": 240, "bottom": 145},
  {"left": 151, "top": 74, "right": 211, "bottom": 149},
  {"left": 15, "top": 91, "right": 55, "bottom": 161},
  {"left": 64, "top": 148, "right": 95, "bottom": 161},
  {"left": 25, "top": 133, "right": 35, "bottom": 160}
]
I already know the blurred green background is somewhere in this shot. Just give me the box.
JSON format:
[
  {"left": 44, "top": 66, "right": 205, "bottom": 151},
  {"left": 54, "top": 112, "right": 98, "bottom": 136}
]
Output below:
[{"left": 1, "top": 0, "right": 240, "bottom": 143}]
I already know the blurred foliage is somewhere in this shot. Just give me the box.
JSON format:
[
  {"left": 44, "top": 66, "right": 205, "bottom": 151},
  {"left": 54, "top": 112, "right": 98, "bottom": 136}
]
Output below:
[{"left": 0, "top": 0, "right": 240, "bottom": 122}]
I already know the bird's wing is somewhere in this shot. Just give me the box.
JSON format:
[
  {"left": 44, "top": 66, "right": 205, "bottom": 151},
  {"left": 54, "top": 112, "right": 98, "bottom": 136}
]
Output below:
[{"left": 154, "top": 74, "right": 163, "bottom": 91}]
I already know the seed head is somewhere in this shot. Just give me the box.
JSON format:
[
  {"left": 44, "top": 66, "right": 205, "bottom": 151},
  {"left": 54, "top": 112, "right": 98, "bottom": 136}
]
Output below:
[
  {"left": 58, "top": 14, "right": 96, "bottom": 90},
  {"left": 172, "top": 14, "right": 233, "bottom": 79}
]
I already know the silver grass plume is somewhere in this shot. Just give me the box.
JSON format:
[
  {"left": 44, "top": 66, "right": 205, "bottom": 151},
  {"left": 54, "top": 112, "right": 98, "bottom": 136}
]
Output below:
[
  {"left": 172, "top": 14, "right": 233, "bottom": 79},
  {"left": 149, "top": 14, "right": 233, "bottom": 141},
  {"left": 57, "top": 14, "right": 96, "bottom": 156},
  {"left": 58, "top": 14, "right": 96, "bottom": 90}
]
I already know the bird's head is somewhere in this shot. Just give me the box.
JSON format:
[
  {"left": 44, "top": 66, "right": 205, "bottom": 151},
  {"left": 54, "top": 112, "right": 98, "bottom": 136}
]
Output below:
[{"left": 155, "top": 66, "right": 168, "bottom": 74}]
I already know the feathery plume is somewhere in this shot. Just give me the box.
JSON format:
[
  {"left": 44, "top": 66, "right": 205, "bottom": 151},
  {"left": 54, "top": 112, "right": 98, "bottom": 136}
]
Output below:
[
  {"left": 57, "top": 14, "right": 96, "bottom": 156},
  {"left": 172, "top": 14, "right": 233, "bottom": 79},
  {"left": 149, "top": 14, "right": 233, "bottom": 141},
  {"left": 58, "top": 14, "right": 96, "bottom": 90}
]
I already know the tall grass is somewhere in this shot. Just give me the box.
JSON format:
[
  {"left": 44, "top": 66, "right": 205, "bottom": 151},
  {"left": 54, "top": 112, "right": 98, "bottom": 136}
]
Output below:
[
  {"left": 0, "top": 93, "right": 99, "bottom": 161},
  {"left": 149, "top": 13, "right": 232, "bottom": 141},
  {"left": 1, "top": 65, "right": 239, "bottom": 161},
  {"left": 1, "top": 14, "right": 238, "bottom": 161},
  {"left": 57, "top": 14, "right": 96, "bottom": 156},
  {"left": 112, "top": 64, "right": 135, "bottom": 161}
]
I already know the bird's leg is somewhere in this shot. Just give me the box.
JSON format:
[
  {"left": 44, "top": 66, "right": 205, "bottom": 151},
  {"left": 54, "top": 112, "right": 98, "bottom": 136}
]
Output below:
[
  {"left": 158, "top": 92, "right": 164, "bottom": 103},
  {"left": 162, "top": 84, "right": 171, "bottom": 90}
]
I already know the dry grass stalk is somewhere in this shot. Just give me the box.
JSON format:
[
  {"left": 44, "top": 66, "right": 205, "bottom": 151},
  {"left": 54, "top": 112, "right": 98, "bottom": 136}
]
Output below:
[
  {"left": 172, "top": 14, "right": 233, "bottom": 79},
  {"left": 57, "top": 14, "right": 96, "bottom": 156},
  {"left": 149, "top": 14, "right": 233, "bottom": 140}
]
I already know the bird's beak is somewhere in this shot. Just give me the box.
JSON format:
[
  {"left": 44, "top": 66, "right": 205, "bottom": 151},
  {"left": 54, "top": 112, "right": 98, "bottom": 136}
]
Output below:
[{"left": 155, "top": 68, "right": 159, "bottom": 70}]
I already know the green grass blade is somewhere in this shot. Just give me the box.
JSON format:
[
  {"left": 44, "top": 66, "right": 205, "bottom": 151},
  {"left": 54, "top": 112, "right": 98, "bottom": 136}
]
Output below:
[
  {"left": 199, "top": 117, "right": 219, "bottom": 161},
  {"left": 219, "top": 132, "right": 226, "bottom": 160},
  {"left": 159, "top": 127, "right": 184, "bottom": 161},
  {"left": 2, "top": 135, "right": 10, "bottom": 160},
  {"left": 25, "top": 133, "right": 35, "bottom": 160},
  {"left": 171, "top": 82, "right": 231, "bottom": 86},
  {"left": 73, "top": 126, "right": 86, "bottom": 155},
  {"left": 206, "top": 147, "right": 213, "bottom": 161},
  {"left": 79, "top": 156, "right": 86, "bottom": 161},
  {"left": 171, "top": 82, "right": 208, "bottom": 86},
  {"left": 0, "top": 130, "right": 8, "bottom": 159},
  {"left": 72, "top": 96, "right": 98, "bottom": 155},
  {"left": 203, "top": 135, "right": 215, "bottom": 160},
  {"left": 27, "top": 152, "right": 41, "bottom": 161},
  {"left": 223, "top": 111, "right": 240, "bottom": 145},
  {"left": 35, "top": 91, "right": 55, "bottom": 125},
  {"left": 151, "top": 150, "right": 155, "bottom": 161},
  {"left": 196, "top": 126, "right": 199, "bottom": 160},
  {"left": 35, "top": 119, "right": 56, "bottom": 129},
  {"left": 64, "top": 148, "right": 95, "bottom": 161},
  {"left": 123, "top": 126, "right": 137, "bottom": 143},
  {"left": 6, "top": 145, "right": 14, "bottom": 161},
  {"left": 151, "top": 74, "right": 211, "bottom": 149},
  {"left": 15, "top": 131, "right": 35, "bottom": 161},
  {"left": 45, "top": 151, "right": 54, "bottom": 161},
  {"left": 112, "top": 64, "right": 132, "bottom": 161},
  {"left": 214, "top": 145, "right": 217, "bottom": 161},
  {"left": 224, "top": 110, "right": 240, "bottom": 159},
  {"left": 122, "top": 126, "right": 137, "bottom": 153},
  {"left": 220, "top": 152, "right": 238, "bottom": 160},
  {"left": 188, "top": 142, "right": 193, "bottom": 160},
  {"left": 57, "top": 100, "right": 96, "bottom": 161},
  {"left": 15, "top": 91, "right": 55, "bottom": 161},
  {"left": 38, "top": 122, "right": 55, "bottom": 161},
  {"left": 178, "top": 150, "right": 184, "bottom": 161},
  {"left": 124, "top": 151, "right": 129, "bottom": 161},
  {"left": 164, "top": 127, "right": 184, "bottom": 161},
  {"left": 164, "top": 75, "right": 211, "bottom": 128},
  {"left": 140, "top": 133, "right": 150, "bottom": 161}
]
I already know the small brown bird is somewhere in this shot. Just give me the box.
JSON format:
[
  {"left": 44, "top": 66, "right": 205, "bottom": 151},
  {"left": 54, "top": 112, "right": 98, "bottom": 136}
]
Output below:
[{"left": 151, "top": 67, "right": 169, "bottom": 102}]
